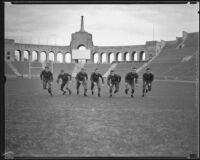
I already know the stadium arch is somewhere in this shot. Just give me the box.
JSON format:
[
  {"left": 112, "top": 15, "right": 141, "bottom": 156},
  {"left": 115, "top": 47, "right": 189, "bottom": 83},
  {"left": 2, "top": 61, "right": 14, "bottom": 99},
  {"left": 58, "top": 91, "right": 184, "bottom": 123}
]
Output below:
[
  {"left": 31, "top": 51, "right": 39, "bottom": 62},
  {"left": 65, "top": 52, "right": 71, "bottom": 63},
  {"left": 108, "top": 52, "right": 115, "bottom": 64},
  {"left": 139, "top": 51, "right": 145, "bottom": 61},
  {"left": 14, "top": 50, "right": 21, "bottom": 61},
  {"left": 77, "top": 44, "right": 86, "bottom": 50},
  {"left": 124, "top": 52, "right": 130, "bottom": 61},
  {"left": 131, "top": 51, "right": 137, "bottom": 61},
  {"left": 100, "top": 52, "right": 107, "bottom": 64},
  {"left": 23, "top": 50, "right": 30, "bottom": 61},
  {"left": 40, "top": 51, "right": 47, "bottom": 62},
  {"left": 48, "top": 51, "right": 55, "bottom": 62},
  {"left": 93, "top": 52, "right": 99, "bottom": 64},
  {"left": 116, "top": 52, "right": 122, "bottom": 62},
  {"left": 57, "top": 52, "right": 63, "bottom": 63}
]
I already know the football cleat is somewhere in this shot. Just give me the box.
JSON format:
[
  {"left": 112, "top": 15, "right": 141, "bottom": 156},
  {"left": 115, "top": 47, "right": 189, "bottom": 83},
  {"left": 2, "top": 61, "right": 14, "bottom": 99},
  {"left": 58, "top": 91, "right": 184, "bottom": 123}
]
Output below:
[
  {"left": 63, "top": 91, "right": 66, "bottom": 95},
  {"left": 142, "top": 94, "right": 144, "bottom": 97}
]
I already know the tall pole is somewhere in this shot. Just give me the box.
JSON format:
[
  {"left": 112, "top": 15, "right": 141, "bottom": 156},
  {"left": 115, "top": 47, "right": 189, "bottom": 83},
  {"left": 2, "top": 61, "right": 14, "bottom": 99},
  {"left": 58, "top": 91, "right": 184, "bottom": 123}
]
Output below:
[{"left": 80, "top": 16, "right": 85, "bottom": 32}]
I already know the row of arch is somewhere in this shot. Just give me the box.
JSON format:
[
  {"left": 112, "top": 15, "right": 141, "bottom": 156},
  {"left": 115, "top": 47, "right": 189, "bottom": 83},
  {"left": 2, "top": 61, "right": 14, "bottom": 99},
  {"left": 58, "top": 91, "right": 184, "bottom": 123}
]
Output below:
[
  {"left": 93, "top": 51, "right": 146, "bottom": 64},
  {"left": 14, "top": 50, "right": 71, "bottom": 63},
  {"left": 14, "top": 50, "right": 146, "bottom": 64}
]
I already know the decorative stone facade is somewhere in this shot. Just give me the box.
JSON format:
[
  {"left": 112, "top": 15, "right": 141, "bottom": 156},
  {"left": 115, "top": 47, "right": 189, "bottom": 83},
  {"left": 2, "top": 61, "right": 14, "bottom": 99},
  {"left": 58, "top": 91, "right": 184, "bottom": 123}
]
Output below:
[{"left": 5, "top": 16, "right": 163, "bottom": 64}]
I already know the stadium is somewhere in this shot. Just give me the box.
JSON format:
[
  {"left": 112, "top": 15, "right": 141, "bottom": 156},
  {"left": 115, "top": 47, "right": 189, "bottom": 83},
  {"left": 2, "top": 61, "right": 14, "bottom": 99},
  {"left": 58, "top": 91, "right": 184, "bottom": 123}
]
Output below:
[{"left": 4, "top": 6, "right": 199, "bottom": 158}]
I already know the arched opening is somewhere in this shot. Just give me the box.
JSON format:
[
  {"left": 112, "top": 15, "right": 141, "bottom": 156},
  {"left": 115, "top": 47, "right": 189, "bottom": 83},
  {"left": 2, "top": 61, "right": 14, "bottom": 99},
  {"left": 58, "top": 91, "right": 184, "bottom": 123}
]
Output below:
[
  {"left": 77, "top": 44, "right": 86, "bottom": 50},
  {"left": 57, "top": 52, "right": 63, "bottom": 63},
  {"left": 116, "top": 52, "right": 122, "bottom": 61},
  {"left": 49, "top": 52, "right": 55, "bottom": 62},
  {"left": 40, "top": 52, "right": 47, "bottom": 62},
  {"left": 108, "top": 52, "right": 114, "bottom": 64},
  {"left": 124, "top": 52, "right": 130, "bottom": 61},
  {"left": 101, "top": 52, "right": 107, "bottom": 63},
  {"left": 140, "top": 51, "right": 145, "bottom": 61},
  {"left": 132, "top": 51, "right": 137, "bottom": 61},
  {"left": 32, "top": 51, "right": 38, "bottom": 62},
  {"left": 23, "top": 51, "right": 30, "bottom": 61},
  {"left": 14, "top": 50, "right": 21, "bottom": 61},
  {"left": 65, "top": 53, "right": 71, "bottom": 63},
  {"left": 93, "top": 53, "right": 99, "bottom": 64}
]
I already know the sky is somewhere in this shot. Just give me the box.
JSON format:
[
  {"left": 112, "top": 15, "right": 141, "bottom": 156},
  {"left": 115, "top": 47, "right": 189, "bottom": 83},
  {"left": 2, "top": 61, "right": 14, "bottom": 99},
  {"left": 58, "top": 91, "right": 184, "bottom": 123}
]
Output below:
[{"left": 5, "top": 2, "right": 199, "bottom": 46}]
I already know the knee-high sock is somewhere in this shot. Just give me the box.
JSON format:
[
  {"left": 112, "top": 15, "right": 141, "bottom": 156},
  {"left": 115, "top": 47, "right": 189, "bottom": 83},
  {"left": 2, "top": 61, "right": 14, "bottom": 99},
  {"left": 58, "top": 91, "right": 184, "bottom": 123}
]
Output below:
[
  {"left": 110, "top": 88, "right": 112, "bottom": 94},
  {"left": 98, "top": 88, "right": 101, "bottom": 94}
]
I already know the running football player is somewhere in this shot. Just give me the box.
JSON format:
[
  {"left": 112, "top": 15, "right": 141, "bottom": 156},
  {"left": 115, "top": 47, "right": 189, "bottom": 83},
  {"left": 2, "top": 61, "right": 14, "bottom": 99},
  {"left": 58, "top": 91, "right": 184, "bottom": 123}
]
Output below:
[
  {"left": 90, "top": 68, "right": 104, "bottom": 97},
  {"left": 76, "top": 68, "right": 88, "bottom": 96},
  {"left": 142, "top": 67, "right": 154, "bottom": 97},
  {"left": 125, "top": 67, "right": 138, "bottom": 98},
  {"left": 107, "top": 70, "right": 121, "bottom": 97},
  {"left": 40, "top": 66, "right": 53, "bottom": 96},
  {"left": 56, "top": 69, "right": 72, "bottom": 95}
]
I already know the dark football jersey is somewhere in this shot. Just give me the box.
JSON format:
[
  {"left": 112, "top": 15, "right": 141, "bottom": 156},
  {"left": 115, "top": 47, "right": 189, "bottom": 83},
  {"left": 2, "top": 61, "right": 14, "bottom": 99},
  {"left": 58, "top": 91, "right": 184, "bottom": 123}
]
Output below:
[
  {"left": 125, "top": 72, "right": 138, "bottom": 83},
  {"left": 90, "top": 72, "right": 104, "bottom": 83},
  {"left": 40, "top": 70, "right": 53, "bottom": 81},
  {"left": 143, "top": 73, "right": 154, "bottom": 82},
  {"left": 107, "top": 74, "right": 121, "bottom": 84},
  {"left": 76, "top": 72, "right": 88, "bottom": 81},
  {"left": 57, "top": 73, "right": 71, "bottom": 82}
]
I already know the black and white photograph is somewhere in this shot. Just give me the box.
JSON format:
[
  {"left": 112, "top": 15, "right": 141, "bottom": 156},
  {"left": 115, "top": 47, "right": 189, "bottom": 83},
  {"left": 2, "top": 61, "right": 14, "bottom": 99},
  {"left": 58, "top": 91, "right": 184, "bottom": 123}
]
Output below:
[{"left": 3, "top": 1, "right": 199, "bottom": 158}]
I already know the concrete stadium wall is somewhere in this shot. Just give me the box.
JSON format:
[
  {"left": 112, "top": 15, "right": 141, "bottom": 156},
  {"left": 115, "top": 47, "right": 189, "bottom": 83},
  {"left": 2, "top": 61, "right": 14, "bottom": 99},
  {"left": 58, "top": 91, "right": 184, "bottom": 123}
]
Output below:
[{"left": 5, "top": 38, "right": 162, "bottom": 64}]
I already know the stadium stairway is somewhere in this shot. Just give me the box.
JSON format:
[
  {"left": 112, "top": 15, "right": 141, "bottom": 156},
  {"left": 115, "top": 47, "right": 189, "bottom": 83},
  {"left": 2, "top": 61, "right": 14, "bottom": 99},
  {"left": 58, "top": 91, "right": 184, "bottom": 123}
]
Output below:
[
  {"left": 103, "top": 63, "right": 118, "bottom": 78},
  {"left": 5, "top": 61, "right": 22, "bottom": 77},
  {"left": 5, "top": 61, "right": 17, "bottom": 77}
]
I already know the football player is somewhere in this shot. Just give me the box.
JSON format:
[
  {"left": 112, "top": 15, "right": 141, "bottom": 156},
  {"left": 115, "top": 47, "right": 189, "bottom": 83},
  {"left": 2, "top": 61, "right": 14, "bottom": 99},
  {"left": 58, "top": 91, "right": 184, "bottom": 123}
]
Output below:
[
  {"left": 142, "top": 67, "right": 154, "bottom": 97},
  {"left": 76, "top": 68, "right": 88, "bottom": 96},
  {"left": 40, "top": 66, "right": 53, "bottom": 96},
  {"left": 125, "top": 67, "right": 138, "bottom": 98},
  {"left": 56, "top": 69, "right": 72, "bottom": 95},
  {"left": 107, "top": 70, "right": 121, "bottom": 97},
  {"left": 90, "top": 68, "right": 104, "bottom": 97}
]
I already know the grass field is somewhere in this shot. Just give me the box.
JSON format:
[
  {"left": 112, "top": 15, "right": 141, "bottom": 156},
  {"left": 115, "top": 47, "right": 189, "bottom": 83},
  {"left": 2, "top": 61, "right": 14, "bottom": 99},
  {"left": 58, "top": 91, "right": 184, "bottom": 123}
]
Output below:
[{"left": 5, "top": 78, "right": 199, "bottom": 157}]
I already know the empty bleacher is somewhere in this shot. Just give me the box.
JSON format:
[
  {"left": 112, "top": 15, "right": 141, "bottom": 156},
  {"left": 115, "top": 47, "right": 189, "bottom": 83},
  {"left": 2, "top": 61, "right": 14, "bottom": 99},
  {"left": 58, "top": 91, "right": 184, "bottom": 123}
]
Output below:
[
  {"left": 53, "top": 63, "right": 75, "bottom": 77},
  {"left": 140, "top": 32, "right": 199, "bottom": 81},
  {"left": 114, "top": 62, "right": 146, "bottom": 78},
  {"left": 84, "top": 64, "right": 111, "bottom": 76}
]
